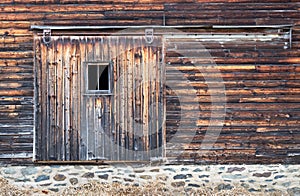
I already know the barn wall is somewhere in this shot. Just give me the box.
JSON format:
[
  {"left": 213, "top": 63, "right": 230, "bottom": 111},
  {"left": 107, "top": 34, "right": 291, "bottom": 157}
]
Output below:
[
  {"left": 165, "top": 32, "right": 300, "bottom": 164},
  {"left": 0, "top": 0, "right": 299, "bottom": 163}
]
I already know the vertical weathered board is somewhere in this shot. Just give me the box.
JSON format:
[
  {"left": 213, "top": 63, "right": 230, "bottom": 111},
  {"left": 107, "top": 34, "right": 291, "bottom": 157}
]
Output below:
[
  {"left": 35, "top": 36, "right": 164, "bottom": 161},
  {"left": 35, "top": 37, "right": 82, "bottom": 161},
  {"left": 82, "top": 36, "right": 164, "bottom": 161}
]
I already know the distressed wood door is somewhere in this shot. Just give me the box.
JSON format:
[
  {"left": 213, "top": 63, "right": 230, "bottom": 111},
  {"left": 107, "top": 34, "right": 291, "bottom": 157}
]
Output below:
[{"left": 35, "top": 35, "right": 164, "bottom": 161}]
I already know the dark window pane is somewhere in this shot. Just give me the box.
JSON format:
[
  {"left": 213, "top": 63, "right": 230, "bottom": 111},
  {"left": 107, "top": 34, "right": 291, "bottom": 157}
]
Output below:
[
  {"left": 88, "top": 65, "right": 98, "bottom": 90},
  {"left": 98, "top": 65, "right": 109, "bottom": 90}
]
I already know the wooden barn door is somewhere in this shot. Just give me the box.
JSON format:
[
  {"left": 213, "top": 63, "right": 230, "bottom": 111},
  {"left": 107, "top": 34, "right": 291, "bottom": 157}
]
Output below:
[{"left": 35, "top": 35, "right": 164, "bottom": 161}]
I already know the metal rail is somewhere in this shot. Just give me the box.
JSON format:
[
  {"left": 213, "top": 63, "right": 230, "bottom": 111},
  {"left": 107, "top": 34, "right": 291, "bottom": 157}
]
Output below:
[{"left": 31, "top": 24, "right": 293, "bottom": 30}]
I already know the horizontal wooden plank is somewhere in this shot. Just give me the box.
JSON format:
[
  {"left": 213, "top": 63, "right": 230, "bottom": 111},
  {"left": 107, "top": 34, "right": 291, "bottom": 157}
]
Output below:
[
  {"left": 167, "top": 110, "right": 300, "bottom": 119},
  {"left": 167, "top": 102, "right": 300, "bottom": 111},
  {"left": 0, "top": 0, "right": 193, "bottom": 4},
  {"left": 166, "top": 154, "right": 299, "bottom": 164},
  {"left": 0, "top": 96, "right": 33, "bottom": 105},
  {"left": 0, "top": 28, "right": 31, "bottom": 36},
  {"left": 166, "top": 72, "right": 300, "bottom": 80},
  {"left": 0, "top": 136, "right": 33, "bottom": 143},
  {"left": 0, "top": 21, "right": 31, "bottom": 29},
  {"left": 0, "top": 89, "right": 33, "bottom": 96},
  {"left": 165, "top": 118, "right": 300, "bottom": 127},
  {"left": 0, "top": 36, "right": 33, "bottom": 45},
  {"left": 0, "top": 59, "right": 33, "bottom": 66},
  {"left": 0, "top": 113, "right": 33, "bottom": 120},
  {"left": 0, "top": 105, "right": 33, "bottom": 112},
  {"left": 44, "top": 18, "right": 164, "bottom": 26},
  {"left": 165, "top": 3, "right": 298, "bottom": 11},
  {"left": 0, "top": 51, "right": 33, "bottom": 59},
  {"left": 0, "top": 127, "right": 33, "bottom": 135},
  {"left": 166, "top": 56, "right": 300, "bottom": 64},
  {"left": 0, "top": 73, "right": 33, "bottom": 81},
  {"left": 166, "top": 143, "right": 300, "bottom": 152},
  {"left": 166, "top": 50, "right": 299, "bottom": 58},
  {"left": 0, "top": 82, "right": 33, "bottom": 89},
  {"left": 0, "top": 153, "right": 33, "bottom": 159},
  {"left": 166, "top": 126, "right": 300, "bottom": 133},
  {"left": 166, "top": 88, "right": 300, "bottom": 96},
  {"left": 0, "top": 145, "right": 33, "bottom": 151},
  {"left": 0, "top": 67, "right": 33, "bottom": 73},
  {"left": 104, "top": 10, "right": 300, "bottom": 20},
  {"left": 166, "top": 149, "right": 257, "bottom": 158},
  {"left": 0, "top": 4, "right": 163, "bottom": 12},
  {"left": 167, "top": 79, "right": 300, "bottom": 88},
  {"left": 170, "top": 132, "right": 300, "bottom": 142},
  {"left": 165, "top": 18, "right": 294, "bottom": 26}
]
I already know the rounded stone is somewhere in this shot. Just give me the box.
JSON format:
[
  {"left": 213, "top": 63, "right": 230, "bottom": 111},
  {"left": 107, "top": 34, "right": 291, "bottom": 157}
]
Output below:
[
  {"left": 82, "top": 172, "right": 94, "bottom": 178},
  {"left": 3, "top": 168, "right": 17, "bottom": 175},
  {"left": 150, "top": 168, "right": 160, "bottom": 172},
  {"left": 217, "top": 183, "right": 233, "bottom": 191},
  {"left": 98, "top": 174, "right": 109, "bottom": 180},
  {"left": 156, "top": 175, "right": 168, "bottom": 181},
  {"left": 35, "top": 175, "right": 50, "bottom": 182},
  {"left": 163, "top": 168, "right": 176, "bottom": 173},
  {"left": 288, "top": 187, "right": 300, "bottom": 196},
  {"left": 124, "top": 169, "right": 132, "bottom": 174},
  {"left": 188, "top": 183, "right": 200, "bottom": 188},
  {"left": 282, "top": 182, "right": 291, "bottom": 187},
  {"left": 134, "top": 169, "right": 145, "bottom": 173},
  {"left": 140, "top": 175, "right": 152, "bottom": 180},
  {"left": 124, "top": 178, "right": 134, "bottom": 182},
  {"left": 171, "top": 181, "right": 185, "bottom": 188},
  {"left": 96, "top": 170, "right": 113, "bottom": 173},
  {"left": 42, "top": 168, "right": 52, "bottom": 174},
  {"left": 74, "top": 166, "right": 83, "bottom": 170},
  {"left": 241, "top": 183, "right": 250, "bottom": 189},
  {"left": 15, "top": 178, "right": 31, "bottom": 182},
  {"left": 49, "top": 188, "right": 59, "bottom": 192},
  {"left": 53, "top": 174, "right": 67, "bottom": 181},
  {"left": 227, "top": 167, "right": 245, "bottom": 173},
  {"left": 69, "top": 178, "right": 78, "bottom": 185},
  {"left": 253, "top": 172, "right": 272, "bottom": 178},
  {"left": 21, "top": 167, "right": 38, "bottom": 176},
  {"left": 274, "top": 175, "right": 285, "bottom": 179},
  {"left": 51, "top": 165, "right": 61, "bottom": 169},
  {"left": 248, "top": 188, "right": 260, "bottom": 192},
  {"left": 193, "top": 168, "right": 202, "bottom": 172},
  {"left": 54, "top": 183, "right": 67, "bottom": 187},
  {"left": 198, "top": 175, "right": 209, "bottom": 178},
  {"left": 173, "top": 174, "right": 192, "bottom": 180}
]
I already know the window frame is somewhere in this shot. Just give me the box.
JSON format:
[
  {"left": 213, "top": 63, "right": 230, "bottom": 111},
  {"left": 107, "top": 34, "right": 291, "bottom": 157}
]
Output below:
[{"left": 85, "top": 61, "right": 113, "bottom": 95}]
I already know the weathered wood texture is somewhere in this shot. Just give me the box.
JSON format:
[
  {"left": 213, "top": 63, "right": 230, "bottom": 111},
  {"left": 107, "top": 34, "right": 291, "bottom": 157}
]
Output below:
[
  {"left": 0, "top": 0, "right": 299, "bottom": 163},
  {"left": 35, "top": 36, "right": 163, "bottom": 161},
  {"left": 165, "top": 31, "right": 300, "bottom": 164}
]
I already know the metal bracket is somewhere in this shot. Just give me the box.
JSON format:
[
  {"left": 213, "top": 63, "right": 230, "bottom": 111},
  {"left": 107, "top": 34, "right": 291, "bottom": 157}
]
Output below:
[
  {"left": 43, "top": 29, "right": 51, "bottom": 46},
  {"left": 145, "top": 28, "right": 154, "bottom": 44},
  {"left": 289, "top": 27, "right": 293, "bottom": 49}
]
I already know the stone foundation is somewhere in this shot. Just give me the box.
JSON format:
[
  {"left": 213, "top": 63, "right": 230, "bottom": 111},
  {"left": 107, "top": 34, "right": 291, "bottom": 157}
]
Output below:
[{"left": 0, "top": 164, "right": 300, "bottom": 194}]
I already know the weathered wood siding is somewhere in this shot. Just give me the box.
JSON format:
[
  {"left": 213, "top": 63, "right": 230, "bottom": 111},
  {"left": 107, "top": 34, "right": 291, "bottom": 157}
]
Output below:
[
  {"left": 165, "top": 30, "right": 300, "bottom": 164},
  {"left": 0, "top": 0, "right": 299, "bottom": 163},
  {"left": 35, "top": 36, "right": 163, "bottom": 161}
]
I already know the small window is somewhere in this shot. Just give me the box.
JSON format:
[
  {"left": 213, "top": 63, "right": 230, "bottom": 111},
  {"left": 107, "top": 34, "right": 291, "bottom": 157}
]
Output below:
[{"left": 87, "top": 62, "right": 112, "bottom": 93}]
